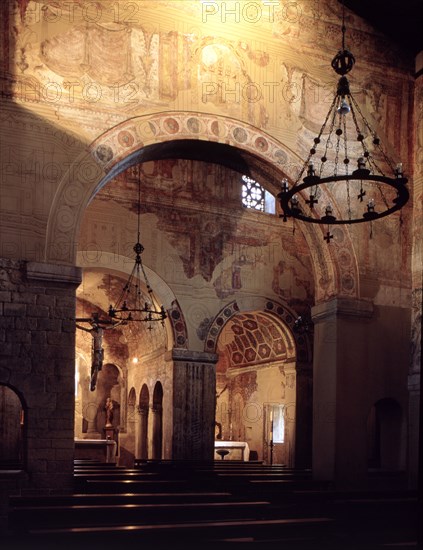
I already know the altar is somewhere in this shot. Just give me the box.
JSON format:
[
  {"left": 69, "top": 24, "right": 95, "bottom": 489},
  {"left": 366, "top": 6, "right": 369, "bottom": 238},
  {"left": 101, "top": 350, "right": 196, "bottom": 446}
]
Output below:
[
  {"left": 74, "top": 438, "right": 117, "bottom": 463},
  {"left": 214, "top": 440, "right": 250, "bottom": 461}
]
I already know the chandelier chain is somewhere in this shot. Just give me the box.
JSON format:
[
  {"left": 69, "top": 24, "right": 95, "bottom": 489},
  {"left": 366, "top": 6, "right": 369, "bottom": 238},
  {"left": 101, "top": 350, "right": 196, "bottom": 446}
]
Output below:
[{"left": 349, "top": 94, "right": 396, "bottom": 173}]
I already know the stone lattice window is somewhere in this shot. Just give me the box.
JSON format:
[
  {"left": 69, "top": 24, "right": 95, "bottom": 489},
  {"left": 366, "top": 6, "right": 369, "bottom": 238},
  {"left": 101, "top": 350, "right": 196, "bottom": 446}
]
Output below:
[
  {"left": 242, "top": 175, "right": 264, "bottom": 211},
  {"left": 241, "top": 176, "right": 275, "bottom": 214}
]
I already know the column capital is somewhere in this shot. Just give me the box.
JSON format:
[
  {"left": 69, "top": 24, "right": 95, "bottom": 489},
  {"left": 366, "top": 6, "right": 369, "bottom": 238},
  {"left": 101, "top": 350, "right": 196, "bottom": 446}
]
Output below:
[
  {"left": 171, "top": 348, "right": 219, "bottom": 364},
  {"left": 312, "top": 297, "right": 373, "bottom": 323},
  {"left": 136, "top": 405, "right": 148, "bottom": 416},
  {"left": 26, "top": 261, "right": 82, "bottom": 286}
]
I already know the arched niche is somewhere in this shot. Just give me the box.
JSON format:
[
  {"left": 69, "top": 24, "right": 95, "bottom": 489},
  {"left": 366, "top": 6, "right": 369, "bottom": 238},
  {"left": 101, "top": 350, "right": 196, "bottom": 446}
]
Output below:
[
  {"left": 204, "top": 297, "right": 310, "bottom": 363},
  {"left": 127, "top": 387, "right": 136, "bottom": 431},
  {"left": 76, "top": 260, "right": 188, "bottom": 350},
  {"left": 213, "top": 306, "right": 300, "bottom": 466},
  {"left": 0, "top": 384, "right": 26, "bottom": 469}
]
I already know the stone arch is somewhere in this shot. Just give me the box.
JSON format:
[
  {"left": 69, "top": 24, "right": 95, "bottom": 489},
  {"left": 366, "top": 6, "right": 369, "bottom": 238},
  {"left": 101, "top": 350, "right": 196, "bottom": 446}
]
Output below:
[
  {"left": 128, "top": 387, "right": 136, "bottom": 420},
  {"left": 204, "top": 297, "right": 312, "bottom": 364},
  {"left": 45, "top": 112, "right": 359, "bottom": 299},
  {"left": 140, "top": 384, "right": 150, "bottom": 409},
  {"left": 0, "top": 384, "right": 26, "bottom": 468}
]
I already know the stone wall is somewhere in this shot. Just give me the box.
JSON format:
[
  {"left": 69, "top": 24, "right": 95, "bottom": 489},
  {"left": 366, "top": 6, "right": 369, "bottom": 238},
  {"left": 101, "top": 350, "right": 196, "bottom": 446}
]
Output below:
[{"left": 0, "top": 258, "right": 81, "bottom": 527}]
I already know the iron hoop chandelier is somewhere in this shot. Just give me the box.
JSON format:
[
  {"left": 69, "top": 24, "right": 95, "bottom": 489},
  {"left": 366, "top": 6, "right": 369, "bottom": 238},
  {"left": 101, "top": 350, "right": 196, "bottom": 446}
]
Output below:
[
  {"left": 108, "top": 167, "right": 167, "bottom": 325},
  {"left": 278, "top": 5, "right": 409, "bottom": 238}
]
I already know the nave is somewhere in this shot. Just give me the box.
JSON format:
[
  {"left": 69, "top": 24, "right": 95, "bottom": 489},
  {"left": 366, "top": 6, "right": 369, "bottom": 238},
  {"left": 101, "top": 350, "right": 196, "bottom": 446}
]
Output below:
[{"left": 6, "top": 460, "right": 419, "bottom": 550}]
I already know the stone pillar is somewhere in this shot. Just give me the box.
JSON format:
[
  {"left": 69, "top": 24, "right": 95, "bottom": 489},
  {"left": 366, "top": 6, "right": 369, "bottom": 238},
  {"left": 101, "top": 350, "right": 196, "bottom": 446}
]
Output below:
[
  {"left": 409, "top": 49, "right": 423, "bottom": 489},
  {"left": 134, "top": 406, "right": 142, "bottom": 460},
  {"left": 311, "top": 298, "right": 373, "bottom": 486},
  {"left": 139, "top": 407, "right": 149, "bottom": 460},
  {"left": 151, "top": 407, "right": 162, "bottom": 460},
  {"left": 171, "top": 349, "right": 218, "bottom": 461},
  {"left": 312, "top": 297, "right": 411, "bottom": 487},
  {"left": 293, "top": 362, "right": 313, "bottom": 468},
  {"left": 284, "top": 362, "right": 296, "bottom": 467},
  {"left": 0, "top": 259, "right": 81, "bottom": 492}
]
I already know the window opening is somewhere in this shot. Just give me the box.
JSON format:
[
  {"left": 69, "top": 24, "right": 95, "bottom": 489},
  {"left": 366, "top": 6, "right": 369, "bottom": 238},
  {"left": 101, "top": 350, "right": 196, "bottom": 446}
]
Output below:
[{"left": 241, "top": 175, "right": 275, "bottom": 214}]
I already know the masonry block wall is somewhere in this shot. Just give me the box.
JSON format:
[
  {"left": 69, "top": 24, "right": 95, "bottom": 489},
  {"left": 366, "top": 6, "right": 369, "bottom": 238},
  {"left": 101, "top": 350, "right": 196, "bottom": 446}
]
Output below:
[{"left": 0, "top": 259, "right": 81, "bottom": 525}]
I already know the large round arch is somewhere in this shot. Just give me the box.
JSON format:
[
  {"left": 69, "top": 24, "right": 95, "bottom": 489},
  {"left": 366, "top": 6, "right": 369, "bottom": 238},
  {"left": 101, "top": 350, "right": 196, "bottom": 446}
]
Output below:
[{"left": 45, "top": 112, "right": 359, "bottom": 301}]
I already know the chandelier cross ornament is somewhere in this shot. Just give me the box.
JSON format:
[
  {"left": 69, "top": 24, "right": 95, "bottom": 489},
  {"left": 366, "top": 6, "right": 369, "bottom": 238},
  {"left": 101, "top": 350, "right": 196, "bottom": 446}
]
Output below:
[
  {"left": 278, "top": 3, "right": 409, "bottom": 240},
  {"left": 108, "top": 167, "right": 167, "bottom": 326}
]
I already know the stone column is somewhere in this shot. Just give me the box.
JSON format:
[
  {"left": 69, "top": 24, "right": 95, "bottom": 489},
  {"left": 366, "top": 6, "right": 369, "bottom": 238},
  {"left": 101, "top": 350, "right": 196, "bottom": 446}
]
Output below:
[
  {"left": 409, "top": 49, "right": 423, "bottom": 489},
  {"left": 134, "top": 406, "right": 142, "bottom": 460},
  {"left": 139, "top": 407, "right": 149, "bottom": 460},
  {"left": 151, "top": 406, "right": 162, "bottom": 460},
  {"left": 284, "top": 362, "right": 296, "bottom": 467},
  {"left": 291, "top": 361, "right": 313, "bottom": 468},
  {"left": 311, "top": 298, "right": 373, "bottom": 486},
  {"left": 171, "top": 349, "right": 218, "bottom": 461}
]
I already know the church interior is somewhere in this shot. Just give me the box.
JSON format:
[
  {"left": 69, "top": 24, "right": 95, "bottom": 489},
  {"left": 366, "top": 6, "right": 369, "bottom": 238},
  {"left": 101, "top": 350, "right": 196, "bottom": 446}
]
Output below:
[{"left": 0, "top": 0, "right": 422, "bottom": 548}]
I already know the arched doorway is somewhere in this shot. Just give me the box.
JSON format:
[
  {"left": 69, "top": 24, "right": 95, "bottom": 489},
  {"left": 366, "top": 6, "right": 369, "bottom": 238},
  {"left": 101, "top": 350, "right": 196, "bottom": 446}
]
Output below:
[
  {"left": 0, "top": 385, "right": 25, "bottom": 468},
  {"left": 152, "top": 382, "right": 163, "bottom": 460},
  {"left": 214, "top": 311, "right": 299, "bottom": 465}
]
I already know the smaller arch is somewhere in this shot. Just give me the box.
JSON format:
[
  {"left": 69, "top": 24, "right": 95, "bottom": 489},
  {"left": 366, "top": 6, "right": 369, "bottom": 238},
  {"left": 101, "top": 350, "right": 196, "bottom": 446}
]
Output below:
[
  {"left": 0, "top": 384, "right": 26, "bottom": 469},
  {"left": 140, "top": 384, "right": 150, "bottom": 409},
  {"left": 76, "top": 256, "right": 189, "bottom": 350},
  {"left": 128, "top": 387, "right": 136, "bottom": 422},
  {"left": 153, "top": 382, "right": 164, "bottom": 407},
  {"left": 204, "top": 298, "right": 311, "bottom": 363}
]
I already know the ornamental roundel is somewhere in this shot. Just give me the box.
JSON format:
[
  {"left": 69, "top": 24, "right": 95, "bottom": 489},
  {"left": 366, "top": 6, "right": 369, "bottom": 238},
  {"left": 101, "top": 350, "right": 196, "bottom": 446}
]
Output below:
[
  {"left": 233, "top": 127, "right": 248, "bottom": 143},
  {"left": 117, "top": 130, "right": 135, "bottom": 148},
  {"left": 163, "top": 117, "right": 180, "bottom": 134},
  {"left": 187, "top": 117, "right": 202, "bottom": 134},
  {"left": 254, "top": 136, "right": 269, "bottom": 152},
  {"left": 274, "top": 149, "right": 288, "bottom": 164},
  {"left": 210, "top": 120, "right": 227, "bottom": 138},
  {"left": 95, "top": 144, "right": 114, "bottom": 163}
]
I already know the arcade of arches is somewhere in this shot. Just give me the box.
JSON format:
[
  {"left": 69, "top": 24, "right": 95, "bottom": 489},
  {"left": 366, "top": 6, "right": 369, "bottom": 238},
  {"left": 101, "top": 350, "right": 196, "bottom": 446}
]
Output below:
[{"left": 0, "top": 0, "right": 421, "bottom": 532}]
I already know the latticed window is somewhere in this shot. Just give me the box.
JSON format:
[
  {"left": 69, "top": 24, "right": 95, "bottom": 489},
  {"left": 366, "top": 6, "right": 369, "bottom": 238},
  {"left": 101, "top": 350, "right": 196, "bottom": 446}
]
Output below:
[
  {"left": 241, "top": 175, "right": 275, "bottom": 214},
  {"left": 242, "top": 175, "right": 265, "bottom": 211}
]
